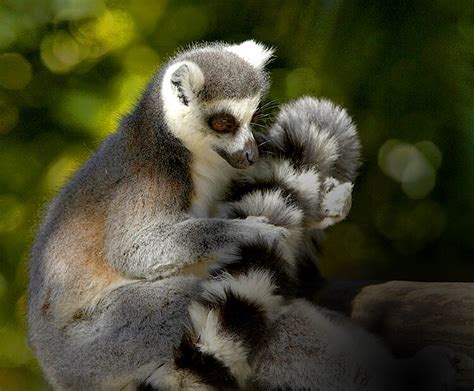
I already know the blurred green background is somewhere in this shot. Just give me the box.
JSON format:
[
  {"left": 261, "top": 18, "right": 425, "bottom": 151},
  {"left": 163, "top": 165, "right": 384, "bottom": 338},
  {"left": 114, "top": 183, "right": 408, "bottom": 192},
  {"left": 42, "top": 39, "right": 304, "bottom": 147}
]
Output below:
[{"left": 0, "top": 0, "right": 473, "bottom": 388}]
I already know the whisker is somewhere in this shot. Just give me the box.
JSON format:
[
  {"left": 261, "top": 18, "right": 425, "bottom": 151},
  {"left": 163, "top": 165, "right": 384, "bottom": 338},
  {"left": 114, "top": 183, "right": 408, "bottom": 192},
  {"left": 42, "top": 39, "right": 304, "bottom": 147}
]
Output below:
[
  {"left": 258, "top": 139, "right": 272, "bottom": 147},
  {"left": 255, "top": 113, "right": 272, "bottom": 118},
  {"left": 260, "top": 99, "right": 280, "bottom": 109}
]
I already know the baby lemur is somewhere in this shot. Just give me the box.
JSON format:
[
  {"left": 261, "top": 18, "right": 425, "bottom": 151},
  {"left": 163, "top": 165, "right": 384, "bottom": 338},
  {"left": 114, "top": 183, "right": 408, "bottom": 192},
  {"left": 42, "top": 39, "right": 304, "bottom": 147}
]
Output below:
[
  {"left": 145, "top": 96, "right": 362, "bottom": 389},
  {"left": 28, "top": 41, "right": 457, "bottom": 390},
  {"left": 142, "top": 97, "right": 456, "bottom": 391}
]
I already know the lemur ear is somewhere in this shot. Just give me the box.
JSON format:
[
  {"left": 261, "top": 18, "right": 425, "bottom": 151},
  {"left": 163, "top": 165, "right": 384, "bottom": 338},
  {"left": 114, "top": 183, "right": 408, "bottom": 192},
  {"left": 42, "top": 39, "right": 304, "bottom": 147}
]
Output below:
[
  {"left": 170, "top": 61, "right": 205, "bottom": 106},
  {"left": 225, "top": 40, "right": 275, "bottom": 69}
]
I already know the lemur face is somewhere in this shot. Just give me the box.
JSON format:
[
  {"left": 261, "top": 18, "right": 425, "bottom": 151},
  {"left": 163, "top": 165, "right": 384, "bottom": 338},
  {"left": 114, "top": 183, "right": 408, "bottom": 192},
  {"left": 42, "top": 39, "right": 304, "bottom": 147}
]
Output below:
[
  {"left": 201, "top": 95, "right": 260, "bottom": 169},
  {"left": 161, "top": 40, "right": 274, "bottom": 169}
]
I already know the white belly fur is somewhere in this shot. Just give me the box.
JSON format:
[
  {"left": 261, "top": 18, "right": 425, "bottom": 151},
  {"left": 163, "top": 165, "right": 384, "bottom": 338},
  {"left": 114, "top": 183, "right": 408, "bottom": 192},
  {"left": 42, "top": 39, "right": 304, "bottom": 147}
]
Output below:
[{"left": 189, "top": 143, "right": 237, "bottom": 218}]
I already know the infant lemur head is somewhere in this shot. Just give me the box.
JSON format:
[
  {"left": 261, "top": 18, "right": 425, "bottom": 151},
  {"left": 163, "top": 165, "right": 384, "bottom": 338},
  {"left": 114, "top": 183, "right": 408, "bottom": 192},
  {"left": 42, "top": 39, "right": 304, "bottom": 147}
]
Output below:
[{"left": 160, "top": 40, "right": 274, "bottom": 169}]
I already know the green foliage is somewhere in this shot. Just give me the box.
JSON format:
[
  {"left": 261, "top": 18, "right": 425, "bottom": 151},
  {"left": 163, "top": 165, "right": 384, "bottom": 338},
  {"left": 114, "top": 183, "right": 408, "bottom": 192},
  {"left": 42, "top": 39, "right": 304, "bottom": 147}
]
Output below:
[{"left": 0, "top": 0, "right": 472, "bottom": 388}]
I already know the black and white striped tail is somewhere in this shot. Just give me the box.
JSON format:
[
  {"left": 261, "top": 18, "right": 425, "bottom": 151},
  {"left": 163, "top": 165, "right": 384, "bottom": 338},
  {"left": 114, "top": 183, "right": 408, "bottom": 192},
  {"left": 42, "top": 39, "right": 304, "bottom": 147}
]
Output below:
[
  {"left": 139, "top": 239, "right": 296, "bottom": 390},
  {"left": 258, "top": 96, "right": 361, "bottom": 184}
]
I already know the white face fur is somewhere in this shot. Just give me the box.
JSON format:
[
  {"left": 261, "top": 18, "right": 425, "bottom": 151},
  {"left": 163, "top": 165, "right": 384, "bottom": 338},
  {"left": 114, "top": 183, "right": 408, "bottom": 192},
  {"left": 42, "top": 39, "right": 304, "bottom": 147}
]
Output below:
[
  {"left": 159, "top": 41, "right": 273, "bottom": 218},
  {"left": 162, "top": 75, "right": 261, "bottom": 169},
  {"left": 161, "top": 40, "right": 273, "bottom": 170}
]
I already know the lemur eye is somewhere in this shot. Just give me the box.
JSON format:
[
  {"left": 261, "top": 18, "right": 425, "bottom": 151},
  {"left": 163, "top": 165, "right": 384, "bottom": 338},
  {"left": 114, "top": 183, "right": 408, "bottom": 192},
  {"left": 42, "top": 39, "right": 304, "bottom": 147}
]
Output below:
[{"left": 209, "top": 113, "right": 237, "bottom": 133}]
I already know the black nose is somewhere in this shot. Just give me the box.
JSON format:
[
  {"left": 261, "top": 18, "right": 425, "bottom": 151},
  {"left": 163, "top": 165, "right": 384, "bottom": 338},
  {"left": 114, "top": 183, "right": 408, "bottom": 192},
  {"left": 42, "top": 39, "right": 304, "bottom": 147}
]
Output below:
[
  {"left": 244, "top": 139, "right": 259, "bottom": 165},
  {"left": 245, "top": 147, "right": 259, "bottom": 165}
]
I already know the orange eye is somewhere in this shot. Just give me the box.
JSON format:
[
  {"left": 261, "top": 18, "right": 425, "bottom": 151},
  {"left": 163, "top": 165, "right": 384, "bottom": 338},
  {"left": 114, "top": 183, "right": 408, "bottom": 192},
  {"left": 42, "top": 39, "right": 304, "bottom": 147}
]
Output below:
[{"left": 209, "top": 113, "right": 237, "bottom": 133}]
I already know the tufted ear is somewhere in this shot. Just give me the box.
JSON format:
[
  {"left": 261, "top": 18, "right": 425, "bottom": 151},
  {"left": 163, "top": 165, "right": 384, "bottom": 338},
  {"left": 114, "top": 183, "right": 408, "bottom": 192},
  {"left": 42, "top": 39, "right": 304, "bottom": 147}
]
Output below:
[
  {"left": 225, "top": 40, "right": 275, "bottom": 69},
  {"left": 169, "top": 61, "right": 205, "bottom": 106}
]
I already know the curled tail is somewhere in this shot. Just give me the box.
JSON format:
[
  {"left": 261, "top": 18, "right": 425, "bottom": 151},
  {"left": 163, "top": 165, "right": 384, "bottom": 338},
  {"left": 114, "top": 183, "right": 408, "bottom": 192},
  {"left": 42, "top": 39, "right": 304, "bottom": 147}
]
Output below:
[
  {"left": 259, "top": 96, "right": 361, "bottom": 183},
  {"left": 226, "top": 97, "right": 360, "bottom": 230},
  {"left": 140, "top": 239, "right": 296, "bottom": 390},
  {"left": 255, "top": 97, "right": 361, "bottom": 229}
]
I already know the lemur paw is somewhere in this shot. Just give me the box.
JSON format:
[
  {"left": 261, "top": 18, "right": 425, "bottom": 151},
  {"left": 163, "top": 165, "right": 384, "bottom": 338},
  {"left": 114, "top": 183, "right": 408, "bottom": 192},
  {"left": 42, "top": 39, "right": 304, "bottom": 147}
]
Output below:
[
  {"left": 244, "top": 215, "right": 290, "bottom": 244},
  {"left": 139, "top": 363, "right": 214, "bottom": 391},
  {"left": 311, "top": 178, "right": 353, "bottom": 229}
]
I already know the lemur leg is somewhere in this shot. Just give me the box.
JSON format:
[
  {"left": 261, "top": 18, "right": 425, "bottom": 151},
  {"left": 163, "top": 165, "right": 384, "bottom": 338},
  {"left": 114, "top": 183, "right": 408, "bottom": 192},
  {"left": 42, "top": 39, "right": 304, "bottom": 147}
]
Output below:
[
  {"left": 31, "top": 277, "right": 201, "bottom": 390},
  {"left": 33, "top": 248, "right": 457, "bottom": 391},
  {"left": 249, "top": 300, "right": 405, "bottom": 391}
]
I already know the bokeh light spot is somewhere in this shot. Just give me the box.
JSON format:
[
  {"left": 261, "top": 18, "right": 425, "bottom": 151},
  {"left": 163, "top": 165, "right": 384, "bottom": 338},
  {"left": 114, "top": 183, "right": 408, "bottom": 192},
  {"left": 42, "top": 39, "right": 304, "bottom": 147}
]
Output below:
[
  {"left": 415, "top": 140, "right": 442, "bottom": 170},
  {"left": 0, "top": 195, "right": 25, "bottom": 233},
  {"left": 94, "top": 9, "right": 136, "bottom": 51},
  {"left": 401, "top": 170, "right": 436, "bottom": 200},
  {"left": 40, "top": 31, "right": 83, "bottom": 74},
  {"left": 0, "top": 102, "right": 19, "bottom": 134},
  {"left": 53, "top": 0, "right": 106, "bottom": 21},
  {"left": 0, "top": 53, "right": 32, "bottom": 90},
  {"left": 378, "top": 139, "right": 440, "bottom": 199},
  {"left": 0, "top": 11, "right": 17, "bottom": 49},
  {"left": 374, "top": 200, "right": 445, "bottom": 254}
]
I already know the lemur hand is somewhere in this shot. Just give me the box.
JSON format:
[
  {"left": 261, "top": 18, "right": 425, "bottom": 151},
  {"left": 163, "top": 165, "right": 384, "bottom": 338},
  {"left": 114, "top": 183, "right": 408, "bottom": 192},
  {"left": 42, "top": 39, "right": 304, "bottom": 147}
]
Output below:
[{"left": 243, "top": 215, "right": 290, "bottom": 244}]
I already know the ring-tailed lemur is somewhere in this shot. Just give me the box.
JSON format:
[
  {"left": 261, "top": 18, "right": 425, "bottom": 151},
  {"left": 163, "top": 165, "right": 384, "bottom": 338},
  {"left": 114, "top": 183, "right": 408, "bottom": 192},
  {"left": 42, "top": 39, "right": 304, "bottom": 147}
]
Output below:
[
  {"left": 27, "top": 40, "right": 457, "bottom": 390},
  {"left": 140, "top": 97, "right": 457, "bottom": 391},
  {"left": 143, "top": 96, "right": 360, "bottom": 389},
  {"left": 28, "top": 39, "right": 286, "bottom": 389},
  {"left": 223, "top": 96, "right": 361, "bottom": 296}
]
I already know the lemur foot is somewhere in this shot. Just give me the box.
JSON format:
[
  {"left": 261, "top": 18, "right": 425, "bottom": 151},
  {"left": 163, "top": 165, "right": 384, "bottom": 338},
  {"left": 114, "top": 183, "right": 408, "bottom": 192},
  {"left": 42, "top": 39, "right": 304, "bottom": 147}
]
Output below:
[{"left": 311, "top": 177, "right": 353, "bottom": 230}]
